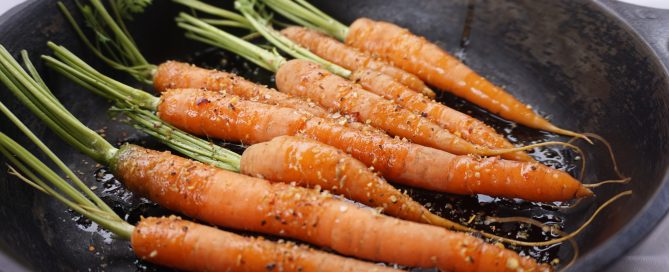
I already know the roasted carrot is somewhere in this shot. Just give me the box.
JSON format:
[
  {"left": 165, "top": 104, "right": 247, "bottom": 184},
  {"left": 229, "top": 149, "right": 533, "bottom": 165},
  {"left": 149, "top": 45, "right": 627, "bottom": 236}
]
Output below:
[
  {"left": 1, "top": 51, "right": 550, "bottom": 271},
  {"left": 41, "top": 44, "right": 589, "bottom": 245},
  {"left": 43, "top": 42, "right": 591, "bottom": 202},
  {"left": 280, "top": 26, "right": 435, "bottom": 98},
  {"left": 64, "top": 1, "right": 544, "bottom": 162},
  {"left": 346, "top": 18, "right": 577, "bottom": 135},
  {"left": 195, "top": 5, "right": 626, "bottom": 185},
  {"left": 0, "top": 124, "right": 393, "bottom": 272},
  {"left": 262, "top": 0, "right": 586, "bottom": 138},
  {"left": 349, "top": 68, "right": 532, "bottom": 161},
  {"left": 241, "top": 135, "right": 585, "bottom": 245},
  {"left": 213, "top": 5, "right": 535, "bottom": 161},
  {"left": 157, "top": 88, "right": 590, "bottom": 202},
  {"left": 127, "top": 35, "right": 533, "bottom": 162},
  {"left": 116, "top": 144, "right": 549, "bottom": 271},
  {"left": 18, "top": 45, "right": 577, "bottom": 248},
  {"left": 275, "top": 59, "right": 539, "bottom": 159},
  {"left": 177, "top": 14, "right": 562, "bottom": 160},
  {"left": 152, "top": 60, "right": 397, "bottom": 136},
  {"left": 242, "top": 135, "right": 436, "bottom": 225},
  {"left": 153, "top": 61, "right": 329, "bottom": 117},
  {"left": 134, "top": 216, "right": 398, "bottom": 272}
]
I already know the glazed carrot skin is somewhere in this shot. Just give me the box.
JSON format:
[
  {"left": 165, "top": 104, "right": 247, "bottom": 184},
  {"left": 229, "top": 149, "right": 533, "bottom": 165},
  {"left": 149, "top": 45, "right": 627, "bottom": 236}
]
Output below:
[
  {"left": 300, "top": 114, "right": 592, "bottom": 202},
  {"left": 114, "top": 144, "right": 549, "bottom": 271},
  {"left": 156, "top": 88, "right": 591, "bottom": 202},
  {"left": 346, "top": 18, "right": 559, "bottom": 131},
  {"left": 158, "top": 88, "right": 313, "bottom": 144},
  {"left": 279, "top": 27, "right": 532, "bottom": 161},
  {"left": 154, "top": 61, "right": 328, "bottom": 117},
  {"left": 133, "top": 216, "right": 396, "bottom": 272},
  {"left": 241, "top": 135, "right": 431, "bottom": 224},
  {"left": 351, "top": 68, "right": 532, "bottom": 162},
  {"left": 154, "top": 61, "right": 397, "bottom": 135},
  {"left": 280, "top": 26, "right": 435, "bottom": 98},
  {"left": 276, "top": 59, "right": 504, "bottom": 157}
]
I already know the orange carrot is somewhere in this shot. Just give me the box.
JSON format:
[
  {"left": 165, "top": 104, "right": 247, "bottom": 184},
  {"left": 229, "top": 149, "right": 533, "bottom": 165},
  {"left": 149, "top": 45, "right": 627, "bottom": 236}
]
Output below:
[
  {"left": 114, "top": 144, "right": 550, "bottom": 271},
  {"left": 242, "top": 136, "right": 566, "bottom": 244},
  {"left": 263, "top": 26, "right": 529, "bottom": 161},
  {"left": 157, "top": 88, "right": 591, "bottom": 202},
  {"left": 154, "top": 61, "right": 328, "bottom": 117},
  {"left": 345, "top": 18, "right": 581, "bottom": 137},
  {"left": 154, "top": 61, "right": 399, "bottom": 135},
  {"left": 276, "top": 59, "right": 538, "bottom": 158},
  {"left": 243, "top": 135, "right": 438, "bottom": 225},
  {"left": 350, "top": 68, "right": 532, "bottom": 162},
  {"left": 0, "top": 128, "right": 398, "bottom": 272},
  {"left": 261, "top": 2, "right": 585, "bottom": 137},
  {"left": 43, "top": 42, "right": 591, "bottom": 202},
  {"left": 154, "top": 61, "right": 535, "bottom": 162},
  {"left": 173, "top": 13, "right": 573, "bottom": 160},
  {"left": 133, "top": 216, "right": 396, "bottom": 272},
  {"left": 281, "top": 26, "right": 435, "bottom": 98},
  {"left": 0, "top": 50, "right": 403, "bottom": 272}
]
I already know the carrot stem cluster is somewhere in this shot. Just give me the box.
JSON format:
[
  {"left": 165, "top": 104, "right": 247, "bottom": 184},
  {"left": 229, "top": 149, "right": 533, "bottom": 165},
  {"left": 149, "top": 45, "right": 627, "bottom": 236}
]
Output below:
[
  {"left": 57, "top": 0, "right": 156, "bottom": 84},
  {"left": 262, "top": 0, "right": 348, "bottom": 40}
]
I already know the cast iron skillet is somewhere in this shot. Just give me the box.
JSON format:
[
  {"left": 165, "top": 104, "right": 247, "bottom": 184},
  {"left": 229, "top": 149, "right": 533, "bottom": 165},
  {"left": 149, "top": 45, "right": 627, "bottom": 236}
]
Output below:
[{"left": 0, "top": 0, "right": 667, "bottom": 271}]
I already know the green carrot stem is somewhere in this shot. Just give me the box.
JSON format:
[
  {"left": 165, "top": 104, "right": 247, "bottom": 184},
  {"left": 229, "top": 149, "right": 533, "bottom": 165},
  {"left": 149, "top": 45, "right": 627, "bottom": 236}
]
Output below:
[
  {"left": 114, "top": 106, "right": 242, "bottom": 171},
  {"left": 235, "top": 0, "right": 351, "bottom": 77},
  {"left": 261, "top": 0, "right": 348, "bottom": 41},
  {"left": 175, "top": 1, "right": 350, "bottom": 77},
  {"left": 0, "top": 106, "right": 98, "bottom": 211},
  {"left": 0, "top": 133, "right": 134, "bottom": 240},
  {"left": 43, "top": 42, "right": 159, "bottom": 110},
  {"left": 177, "top": 12, "right": 285, "bottom": 72},
  {"left": 0, "top": 99, "right": 115, "bottom": 214},
  {"left": 42, "top": 44, "right": 242, "bottom": 172},
  {"left": 173, "top": 0, "right": 251, "bottom": 28},
  {"left": 57, "top": 0, "right": 156, "bottom": 84},
  {"left": 200, "top": 18, "right": 253, "bottom": 29},
  {"left": 0, "top": 45, "right": 117, "bottom": 164},
  {"left": 89, "top": 0, "right": 147, "bottom": 64}
]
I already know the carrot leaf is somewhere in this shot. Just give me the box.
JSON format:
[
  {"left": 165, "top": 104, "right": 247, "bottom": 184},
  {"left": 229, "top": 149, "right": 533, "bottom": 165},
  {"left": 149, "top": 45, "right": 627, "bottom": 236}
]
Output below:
[
  {"left": 42, "top": 43, "right": 242, "bottom": 172},
  {"left": 235, "top": 0, "right": 351, "bottom": 78},
  {"left": 176, "top": 12, "right": 286, "bottom": 72},
  {"left": 0, "top": 46, "right": 118, "bottom": 164},
  {"left": 173, "top": 0, "right": 253, "bottom": 29},
  {"left": 261, "top": 0, "right": 348, "bottom": 41},
  {"left": 0, "top": 132, "right": 134, "bottom": 239},
  {"left": 43, "top": 42, "right": 160, "bottom": 110},
  {"left": 58, "top": 0, "right": 156, "bottom": 84},
  {"left": 111, "top": 0, "right": 152, "bottom": 20}
]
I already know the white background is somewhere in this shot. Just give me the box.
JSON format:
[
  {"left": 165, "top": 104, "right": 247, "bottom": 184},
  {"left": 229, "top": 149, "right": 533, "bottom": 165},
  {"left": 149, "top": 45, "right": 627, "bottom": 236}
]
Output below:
[{"left": 0, "top": 0, "right": 667, "bottom": 271}]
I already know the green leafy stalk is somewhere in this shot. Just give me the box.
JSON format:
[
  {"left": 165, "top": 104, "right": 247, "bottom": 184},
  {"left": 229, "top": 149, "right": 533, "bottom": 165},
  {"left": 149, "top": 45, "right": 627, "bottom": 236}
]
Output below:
[
  {"left": 43, "top": 42, "right": 159, "bottom": 110},
  {"left": 0, "top": 100, "right": 114, "bottom": 215},
  {"left": 235, "top": 0, "right": 351, "bottom": 78},
  {"left": 261, "top": 0, "right": 348, "bottom": 41},
  {"left": 172, "top": 0, "right": 252, "bottom": 29},
  {"left": 111, "top": 0, "right": 153, "bottom": 20},
  {"left": 0, "top": 45, "right": 117, "bottom": 164},
  {"left": 43, "top": 43, "right": 242, "bottom": 172},
  {"left": 0, "top": 132, "right": 133, "bottom": 239},
  {"left": 176, "top": 12, "right": 286, "bottom": 72},
  {"left": 174, "top": 0, "right": 350, "bottom": 77},
  {"left": 58, "top": 0, "right": 156, "bottom": 84}
]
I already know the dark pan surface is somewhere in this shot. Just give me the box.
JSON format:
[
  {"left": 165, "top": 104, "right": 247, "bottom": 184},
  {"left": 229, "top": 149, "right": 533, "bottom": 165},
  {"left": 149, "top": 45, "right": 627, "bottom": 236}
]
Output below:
[{"left": 0, "top": 0, "right": 667, "bottom": 271}]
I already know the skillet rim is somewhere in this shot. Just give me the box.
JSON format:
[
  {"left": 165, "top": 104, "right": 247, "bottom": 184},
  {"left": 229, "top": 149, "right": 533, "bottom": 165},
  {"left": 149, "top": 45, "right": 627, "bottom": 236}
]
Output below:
[{"left": 0, "top": 0, "right": 667, "bottom": 271}]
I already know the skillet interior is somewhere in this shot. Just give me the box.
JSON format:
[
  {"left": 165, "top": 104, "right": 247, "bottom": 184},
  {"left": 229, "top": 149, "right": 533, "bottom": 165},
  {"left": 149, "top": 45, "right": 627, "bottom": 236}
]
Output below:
[{"left": 0, "top": 0, "right": 667, "bottom": 271}]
